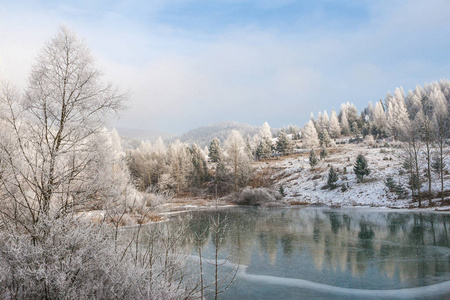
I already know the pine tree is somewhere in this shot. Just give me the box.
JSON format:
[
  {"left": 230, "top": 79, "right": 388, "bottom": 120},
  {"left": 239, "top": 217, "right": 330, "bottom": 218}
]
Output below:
[
  {"left": 320, "top": 129, "right": 332, "bottom": 148},
  {"left": 276, "top": 131, "right": 293, "bottom": 155},
  {"left": 354, "top": 153, "right": 370, "bottom": 182},
  {"left": 190, "top": 143, "right": 208, "bottom": 187},
  {"left": 309, "top": 149, "right": 318, "bottom": 170},
  {"left": 255, "top": 141, "right": 264, "bottom": 161},
  {"left": 320, "top": 146, "right": 328, "bottom": 160},
  {"left": 327, "top": 165, "right": 338, "bottom": 189},
  {"left": 209, "top": 138, "right": 223, "bottom": 163}
]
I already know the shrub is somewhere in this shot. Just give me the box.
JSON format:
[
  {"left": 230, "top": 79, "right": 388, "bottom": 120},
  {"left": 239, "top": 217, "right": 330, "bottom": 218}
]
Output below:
[
  {"left": 0, "top": 216, "right": 195, "bottom": 300},
  {"left": 236, "top": 187, "right": 285, "bottom": 206}
]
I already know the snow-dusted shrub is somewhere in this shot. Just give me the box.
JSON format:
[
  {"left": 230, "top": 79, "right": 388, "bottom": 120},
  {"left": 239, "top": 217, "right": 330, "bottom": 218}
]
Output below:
[
  {"left": 364, "top": 134, "right": 375, "bottom": 146},
  {"left": 0, "top": 217, "right": 196, "bottom": 300},
  {"left": 236, "top": 187, "right": 285, "bottom": 206}
]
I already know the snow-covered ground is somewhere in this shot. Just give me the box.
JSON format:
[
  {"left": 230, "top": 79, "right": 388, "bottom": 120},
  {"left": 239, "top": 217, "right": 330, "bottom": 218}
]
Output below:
[{"left": 268, "top": 142, "right": 450, "bottom": 210}]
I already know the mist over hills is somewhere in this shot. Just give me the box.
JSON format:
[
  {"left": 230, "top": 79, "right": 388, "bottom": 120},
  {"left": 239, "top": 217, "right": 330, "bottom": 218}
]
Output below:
[
  {"left": 116, "top": 121, "right": 281, "bottom": 148},
  {"left": 177, "top": 121, "right": 261, "bottom": 148}
]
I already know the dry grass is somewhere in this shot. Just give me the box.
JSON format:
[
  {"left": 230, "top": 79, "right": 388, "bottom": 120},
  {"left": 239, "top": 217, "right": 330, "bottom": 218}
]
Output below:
[{"left": 289, "top": 201, "right": 309, "bottom": 206}]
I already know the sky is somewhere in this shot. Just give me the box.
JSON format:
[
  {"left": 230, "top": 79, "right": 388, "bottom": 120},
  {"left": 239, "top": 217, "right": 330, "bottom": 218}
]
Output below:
[{"left": 0, "top": 0, "right": 450, "bottom": 134}]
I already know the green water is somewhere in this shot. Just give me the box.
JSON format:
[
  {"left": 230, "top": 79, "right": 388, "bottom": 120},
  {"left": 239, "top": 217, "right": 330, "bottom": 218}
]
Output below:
[{"left": 182, "top": 207, "right": 450, "bottom": 299}]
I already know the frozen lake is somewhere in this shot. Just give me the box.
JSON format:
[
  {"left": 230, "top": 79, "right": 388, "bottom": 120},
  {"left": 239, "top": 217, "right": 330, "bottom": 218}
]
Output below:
[{"left": 182, "top": 207, "right": 450, "bottom": 299}]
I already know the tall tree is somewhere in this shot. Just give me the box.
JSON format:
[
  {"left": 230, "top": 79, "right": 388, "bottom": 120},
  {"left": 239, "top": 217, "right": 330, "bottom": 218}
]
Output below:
[
  {"left": 190, "top": 143, "right": 208, "bottom": 187},
  {"left": 340, "top": 110, "right": 350, "bottom": 135},
  {"left": 302, "top": 120, "right": 320, "bottom": 148},
  {"left": 399, "top": 117, "right": 423, "bottom": 207},
  {"left": 0, "top": 26, "right": 125, "bottom": 230},
  {"left": 387, "top": 87, "right": 409, "bottom": 139},
  {"left": 258, "top": 122, "right": 273, "bottom": 159},
  {"left": 329, "top": 110, "right": 341, "bottom": 138},
  {"left": 431, "top": 87, "right": 448, "bottom": 203},
  {"left": 167, "top": 140, "right": 191, "bottom": 194},
  {"left": 224, "top": 130, "right": 252, "bottom": 192},
  {"left": 209, "top": 138, "right": 223, "bottom": 163},
  {"left": 416, "top": 94, "right": 435, "bottom": 205},
  {"left": 372, "top": 100, "right": 388, "bottom": 137}
]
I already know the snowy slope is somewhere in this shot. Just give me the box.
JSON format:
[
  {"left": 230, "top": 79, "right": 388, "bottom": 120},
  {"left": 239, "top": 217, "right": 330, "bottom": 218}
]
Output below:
[{"left": 268, "top": 142, "right": 450, "bottom": 210}]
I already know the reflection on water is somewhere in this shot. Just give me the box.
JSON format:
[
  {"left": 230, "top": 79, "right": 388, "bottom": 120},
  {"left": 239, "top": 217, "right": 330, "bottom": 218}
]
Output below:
[{"left": 159, "top": 208, "right": 450, "bottom": 299}]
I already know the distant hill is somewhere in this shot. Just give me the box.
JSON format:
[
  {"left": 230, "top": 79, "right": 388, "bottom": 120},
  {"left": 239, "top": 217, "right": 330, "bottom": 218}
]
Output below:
[{"left": 177, "top": 121, "right": 261, "bottom": 147}]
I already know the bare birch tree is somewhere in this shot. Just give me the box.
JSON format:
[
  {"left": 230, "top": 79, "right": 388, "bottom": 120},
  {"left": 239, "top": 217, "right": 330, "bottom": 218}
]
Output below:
[{"left": 0, "top": 26, "right": 126, "bottom": 231}]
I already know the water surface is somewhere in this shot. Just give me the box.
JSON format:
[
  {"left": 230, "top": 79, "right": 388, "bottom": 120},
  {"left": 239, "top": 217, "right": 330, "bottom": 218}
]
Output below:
[{"left": 180, "top": 207, "right": 450, "bottom": 299}]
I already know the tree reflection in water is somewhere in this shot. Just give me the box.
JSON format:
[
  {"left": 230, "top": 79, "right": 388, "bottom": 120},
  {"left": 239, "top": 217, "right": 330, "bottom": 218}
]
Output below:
[{"left": 180, "top": 207, "right": 450, "bottom": 289}]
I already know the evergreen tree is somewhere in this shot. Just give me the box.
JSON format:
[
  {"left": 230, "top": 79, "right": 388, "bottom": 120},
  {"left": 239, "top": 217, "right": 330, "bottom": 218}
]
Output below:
[
  {"left": 209, "top": 138, "right": 223, "bottom": 163},
  {"left": 309, "top": 149, "right": 318, "bottom": 170},
  {"left": 320, "top": 146, "right": 328, "bottom": 160},
  {"left": 276, "top": 131, "right": 293, "bottom": 155},
  {"left": 255, "top": 141, "right": 264, "bottom": 161},
  {"left": 190, "top": 143, "right": 208, "bottom": 187},
  {"left": 320, "top": 129, "right": 332, "bottom": 148},
  {"left": 327, "top": 166, "right": 338, "bottom": 189},
  {"left": 354, "top": 153, "right": 370, "bottom": 182},
  {"left": 279, "top": 185, "right": 286, "bottom": 197}
]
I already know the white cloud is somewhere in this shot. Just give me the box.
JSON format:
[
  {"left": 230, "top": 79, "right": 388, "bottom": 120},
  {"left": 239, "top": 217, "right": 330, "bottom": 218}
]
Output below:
[{"left": 1, "top": 0, "right": 450, "bottom": 134}]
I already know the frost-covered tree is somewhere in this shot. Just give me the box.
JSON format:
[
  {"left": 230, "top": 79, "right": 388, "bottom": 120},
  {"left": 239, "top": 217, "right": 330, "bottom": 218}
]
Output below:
[
  {"left": 0, "top": 26, "right": 126, "bottom": 230},
  {"left": 322, "top": 111, "right": 330, "bottom": 131},
  {"left": 406, "top": 86, "right": 424, "bottom": 119},
  {"left": 329, "top": 110, "right": 341, "bottom": 138},
  {"left": 416, "top": 94, "right": 435, "bottom": 205},
  {"left": 190, "top": 143, "right": 208, "bottom": 188},
  {"left": 372, "top": 100, "right": 388, "bottom": 137},
  {"left": 340, "top": 110, "right": 350, "bottom": 135},
  {"left": 339, "top": 102, "right": 358, "bottom": 132},
  {"left": 127, "top": 138, "right": 167, "bottom": 191},
  {"left": 319, "top": 129, "right": 332, "bottom": 148},
  {"left": 385, "top": 91, "right": 394, "bottom": 111},
  {"left": 431, "top": 87, "right": 448, "bottom": 202},
  {"left": 302, "top": 120, "right": 320, "bottom": 148},
  {"left": 209, "top": 137, "right": 223, "bottom": 163},
  {"left": 224, "top": 130, "right": 253, "bottom": 192},
  {"left": 387, "top": 87, "right": 409, "bottom": 139},
  {"left": 276, "top": 131, "right": 293, "bottom": 155},
  {"left": 365, "top": 101, "right": 374, "bottom": 120},
  {"left": 167, "top": 140, "right": 191, "bottom": 194},
  {"left": 256, "top": 122, "right": 273, "bottom": 159}
]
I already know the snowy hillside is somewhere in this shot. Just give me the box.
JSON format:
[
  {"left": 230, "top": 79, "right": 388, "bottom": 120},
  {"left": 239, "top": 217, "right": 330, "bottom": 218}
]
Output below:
[{"left": 267, "top": 142, "right": 450, "bottom": 210}]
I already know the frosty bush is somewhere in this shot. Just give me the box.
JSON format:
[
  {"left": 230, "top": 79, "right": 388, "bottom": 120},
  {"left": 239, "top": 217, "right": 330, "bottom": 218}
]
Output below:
[
  {"left": 0, "top": 216, "right": 196, "bottom": 300},
  {"left": 236, "top": 187, "right": 284, "bottom": 206}
]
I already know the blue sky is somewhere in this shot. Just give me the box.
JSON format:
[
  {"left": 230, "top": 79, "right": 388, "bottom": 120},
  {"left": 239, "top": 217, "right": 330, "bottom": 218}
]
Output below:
[{"left": 1, "top": 0, "right": 449, "bottom": 134}]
